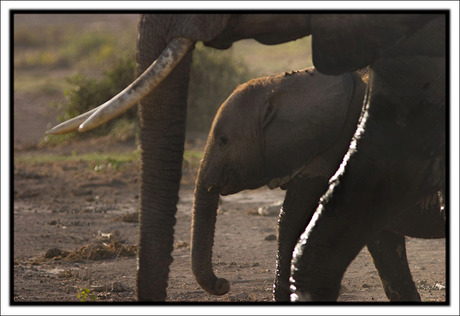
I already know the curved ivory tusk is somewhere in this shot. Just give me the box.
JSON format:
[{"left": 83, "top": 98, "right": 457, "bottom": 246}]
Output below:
[
  {"left": 46, "top": 108, "right": 98, "bottom": 135},
  {"left": 46, "top": 37, "right": 194, "bottom": 135}
]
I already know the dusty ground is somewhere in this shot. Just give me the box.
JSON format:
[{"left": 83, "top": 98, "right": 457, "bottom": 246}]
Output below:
[
  {"left": 10, "top": 13, "right": 448, "bottom": 309},
  {"left": 12, "top": 140, "right": 447, "bottom": 304}
]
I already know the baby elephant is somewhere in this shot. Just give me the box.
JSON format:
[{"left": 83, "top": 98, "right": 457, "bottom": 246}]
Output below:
[
  {"left": 190, "top": 67, "right": 444, "bottom": 301},
  {"left": 191, "top": 67, "right": 365, "bottom": 298}
]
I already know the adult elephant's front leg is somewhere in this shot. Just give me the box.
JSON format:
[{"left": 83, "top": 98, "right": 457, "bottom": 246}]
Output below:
[
  {"left": 289, "top": 160, "right": 398, "bottom": 301},
  {"left": 274, "top": 176, "right": 328, "bottom": 301},
  {"left": 136, "top": 25, "right": 194, "bottom": 301},
  {"left": 288, "top": 121, "right": 429, "bottom": 301},
  {"left": 367, "top": 230, "right": 421, "bottom": 301},
  {"left": 289, "top": 118, "right": 413, "bottom": 301}
]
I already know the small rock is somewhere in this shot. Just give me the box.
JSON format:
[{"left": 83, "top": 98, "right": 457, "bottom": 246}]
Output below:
[
  {"left": 175, "top": 241, "right": 189, "bottom": 249},
  {"left": 362, "top": 283, "right": 370, "bottom": 288},
  {"left": 57, "top": 269, "right": 73, "bottom": 278},
  {"left": 111, "top": 282, "right": 127, "bottom": 292},
  {"left": 45, "top": 248, "right": 62, "bottom": 258},
  {"left": 264, "top": 234, "right": 277, "bottom": 241},
  {"left": 48, "top": 220, "right": 57, "bottom": 225},
  {"left": 98, "top": 229, "right": 121, "bottom": 241},
  {"left": 258, "top": 201, "right": 283, "bottom": 216},
  {"left": 435, "top": 283, "right": 445, "bottom": 290}
]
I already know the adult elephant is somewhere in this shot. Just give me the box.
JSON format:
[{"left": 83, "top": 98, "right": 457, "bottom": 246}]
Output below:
[
  {"left": 190, "top": 67, "right": 367, "bottom": 299},
  {"left": 47, "top": 13, "right": 446, "bottom": 301},
  {"left": 289, "top": 14, "right": 446, "bottom": 301},
  {"left": 47, "top": 13, "right": 311, "bottom": 301}
]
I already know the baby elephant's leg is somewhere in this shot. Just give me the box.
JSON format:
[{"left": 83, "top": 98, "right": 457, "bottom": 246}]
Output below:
[{"left": 274, "top": 175, "right": 329, "bottom": 301}]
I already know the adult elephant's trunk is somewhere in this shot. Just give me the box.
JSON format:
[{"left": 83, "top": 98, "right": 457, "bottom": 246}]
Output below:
[{"left": 190, "top": 176, "right": 230, "bottom": 295}]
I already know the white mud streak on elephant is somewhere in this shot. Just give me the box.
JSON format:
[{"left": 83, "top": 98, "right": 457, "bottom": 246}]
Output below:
[{"left": 13, "top": 142, "right": 446, "bottom": 303}]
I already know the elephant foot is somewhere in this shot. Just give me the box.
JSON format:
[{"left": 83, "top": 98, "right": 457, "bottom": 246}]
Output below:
[
  {"left": 290, "top": 281, "right": 341, "bottom": 302},
  {"left": 273, "top": 279, "right": 291, "bottom": 302}
]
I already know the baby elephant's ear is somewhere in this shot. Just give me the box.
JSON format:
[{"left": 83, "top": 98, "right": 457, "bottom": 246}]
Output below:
[{"left": 261, "top": 71, "right": 355, "bottom": 182}]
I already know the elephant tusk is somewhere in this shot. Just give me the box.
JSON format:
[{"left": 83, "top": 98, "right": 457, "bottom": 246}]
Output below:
[
  {"left": 46, "top": 108, "right": 98, "bottom": 135},
  {"left": 46, "top": 37, "right": 194, "bottom": 135}
]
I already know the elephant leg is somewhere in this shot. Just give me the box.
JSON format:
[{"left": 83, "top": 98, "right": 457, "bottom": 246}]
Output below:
[
  {"left": 289, "top": 114, "right": 417, "bottom": 301},
  {"left": 289, "top": 189, "right": 374, "bottom": 301},
  {"left": 289, "top": 119, "right": 431, "bottom": 301},
  {"left": 274, "top": 175, "right": 328, "bottom": 301},
  {"left": 290, "top": 56, "right": 444, "bottom": 301},
  {"left": 136, "top": 22, "right": 195, "bottom": 301},
  {"left": 367, "top": 230, "right": 421, "bottom": 301}
]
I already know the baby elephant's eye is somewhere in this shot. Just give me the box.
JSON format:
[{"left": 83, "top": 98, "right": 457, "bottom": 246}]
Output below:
[{"left": 219, "top": 135, "right": 228, "bottom": 146}]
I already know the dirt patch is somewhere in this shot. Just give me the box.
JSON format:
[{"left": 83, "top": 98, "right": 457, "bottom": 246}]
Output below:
[
  {"left": 42, "top": 239, "right": 137, "bottom": 263},
  {"left": 12, "top": 148, "right": 447, "bottom": 303}
]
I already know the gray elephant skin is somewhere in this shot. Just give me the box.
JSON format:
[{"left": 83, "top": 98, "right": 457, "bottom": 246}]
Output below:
[
  {"left": 190, "top": 68, "right": 445, "bottom": 301},
  {"left": 47, "top": 13, "right": 446, "bottom": 301}
]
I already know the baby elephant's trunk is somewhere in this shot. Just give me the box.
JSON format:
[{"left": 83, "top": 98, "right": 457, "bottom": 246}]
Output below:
[{"left": 190, "top": 178, "right": 230, "bottom": 295}]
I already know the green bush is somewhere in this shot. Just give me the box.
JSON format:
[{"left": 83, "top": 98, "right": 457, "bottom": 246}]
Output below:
[
  {"left": 186, "top": 43, "right": 254, "bottom": 133},
  {"left": 52, "top": 53, "right": 137, "bottom": 137},
  {"left": 51, "top": 42, "right": 254, "bottom": 139}
]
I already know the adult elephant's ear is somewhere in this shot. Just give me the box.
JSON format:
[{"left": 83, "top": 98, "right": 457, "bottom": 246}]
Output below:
[{"left": 310, "top": 14, "right": 437, "bottom": 75}]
